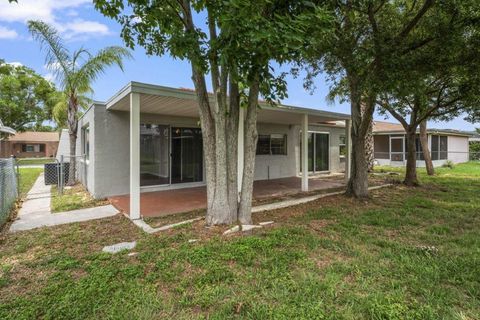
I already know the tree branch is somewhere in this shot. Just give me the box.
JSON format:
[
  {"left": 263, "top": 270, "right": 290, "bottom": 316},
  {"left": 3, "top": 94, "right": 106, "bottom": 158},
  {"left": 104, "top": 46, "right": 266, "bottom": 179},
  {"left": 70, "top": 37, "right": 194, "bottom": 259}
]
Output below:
[{"left": 396, "top": 0, "right": 435, "bottom": 41}]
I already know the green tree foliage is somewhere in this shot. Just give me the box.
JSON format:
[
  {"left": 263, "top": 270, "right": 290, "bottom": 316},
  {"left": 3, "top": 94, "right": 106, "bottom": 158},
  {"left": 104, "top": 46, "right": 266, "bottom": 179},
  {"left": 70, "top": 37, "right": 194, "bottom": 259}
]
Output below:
[
  {"left": 94, "top": 0, "right": 330, "bottom": 224},
  {"left": 0, "top": 60, "right": 57, "bottom": 131},
  {"left": 377, "top": 0, "right": 480, "bottom": 185},
  {"left": 28, "top": 21, "right": 131, "bottom": 185},
  {"left": 302, "top": 0, "right": 435, "bottom": 197}
]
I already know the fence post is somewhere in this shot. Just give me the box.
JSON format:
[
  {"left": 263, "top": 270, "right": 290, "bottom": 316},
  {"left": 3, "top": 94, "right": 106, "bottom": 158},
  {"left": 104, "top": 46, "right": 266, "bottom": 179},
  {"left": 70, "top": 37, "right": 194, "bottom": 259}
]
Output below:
[
  {"left": 12, "top": 156, "right": 19, "bottom": 196},
  {"left": 59, "top": 155, "right": 64, "bottom": 196}
]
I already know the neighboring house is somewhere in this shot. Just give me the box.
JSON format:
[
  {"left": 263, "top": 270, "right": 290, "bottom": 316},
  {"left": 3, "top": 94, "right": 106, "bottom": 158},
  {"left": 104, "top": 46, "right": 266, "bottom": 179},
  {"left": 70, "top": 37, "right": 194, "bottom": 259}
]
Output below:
[
  {"left": 0, "top": 131, "right": 59, "bottom": 158},
  {"left": 373, "top": 121, "right": 471, "bottom": 167},
  {"left": 59, "top": 82, "right": 352, "bottom": 219}
]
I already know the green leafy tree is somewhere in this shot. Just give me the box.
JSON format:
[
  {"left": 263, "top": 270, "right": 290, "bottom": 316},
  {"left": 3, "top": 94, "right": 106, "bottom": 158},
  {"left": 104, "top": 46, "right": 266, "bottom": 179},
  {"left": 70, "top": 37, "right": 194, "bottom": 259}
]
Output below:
[
  {"left": 302, "top": 0, "right": 435, "bottom": 197},
  {"left": 94, "top": 0, "right": 327, "bottom": 225},
  {"left": 28, "top": 21, "right": 131, "bottom": 185},
  {"left": 377, "top": 0, "right": 480, "bottom": 185},
  {"left": 0, "top": 60, "right": 57, "bottom": 131}
]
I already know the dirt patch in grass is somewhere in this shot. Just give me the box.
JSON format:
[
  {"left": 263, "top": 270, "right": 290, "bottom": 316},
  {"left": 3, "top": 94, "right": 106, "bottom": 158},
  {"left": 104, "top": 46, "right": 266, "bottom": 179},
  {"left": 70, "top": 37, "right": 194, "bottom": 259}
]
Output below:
[
  {"left": 145, "top": 209, "right": 206, "bottom": 228},
  {"left": 0, "top": 214, "right": 142, "bottom": 301}
]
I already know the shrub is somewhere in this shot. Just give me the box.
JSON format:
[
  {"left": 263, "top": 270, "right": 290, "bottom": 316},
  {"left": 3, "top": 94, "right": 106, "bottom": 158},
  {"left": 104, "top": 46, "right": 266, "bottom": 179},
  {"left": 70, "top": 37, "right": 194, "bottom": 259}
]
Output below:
[{"left": 442, "top": 160, "right": 455, "bottom": 169}]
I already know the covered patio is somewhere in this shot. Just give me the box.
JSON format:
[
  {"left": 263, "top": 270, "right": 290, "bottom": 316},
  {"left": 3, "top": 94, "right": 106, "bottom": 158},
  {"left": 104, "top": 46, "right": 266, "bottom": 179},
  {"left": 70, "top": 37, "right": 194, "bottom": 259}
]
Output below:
[
  {"left": 109, "top": 175, "right": 346, "bottom": 217},
  {"left": 105, "top": 82, "right": 351, "bottom": 220}
]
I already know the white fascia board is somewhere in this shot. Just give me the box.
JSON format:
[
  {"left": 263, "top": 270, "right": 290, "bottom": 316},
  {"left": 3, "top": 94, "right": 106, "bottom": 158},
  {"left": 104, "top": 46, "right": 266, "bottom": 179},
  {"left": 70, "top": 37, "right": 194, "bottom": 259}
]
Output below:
[{"left": 105, "top": 81, "right": 351, "bottom": 120}]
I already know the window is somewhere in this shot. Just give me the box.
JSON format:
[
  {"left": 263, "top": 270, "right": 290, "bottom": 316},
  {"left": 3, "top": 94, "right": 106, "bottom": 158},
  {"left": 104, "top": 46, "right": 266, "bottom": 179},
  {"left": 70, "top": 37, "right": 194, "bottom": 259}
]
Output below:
[
  {"left": 82, "top": 126, "right": 90, "bottom": 160},
  {"left": 22, "top": 144, "right": 35, "bottom": 152},
  {"left": 431, "top": 135, "right": 448, "bottom": 160},
  {"left": 339, "top": 135, "right": 346, "bottom": 157},
  {"left": 415, "top": 136, "right": 424, "bottom": 160},
  {"left": 39, "top": 144, "right": 45, "bottom": 153},
  {"left": 256, "top": 134, "right": 287, "bottom": 155}
]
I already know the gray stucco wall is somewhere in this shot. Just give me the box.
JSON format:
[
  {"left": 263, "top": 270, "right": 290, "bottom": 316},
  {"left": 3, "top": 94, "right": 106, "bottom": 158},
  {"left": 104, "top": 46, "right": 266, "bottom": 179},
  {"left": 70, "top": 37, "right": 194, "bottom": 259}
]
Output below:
[
  {"left": 84, "top": 107, "right": 347, "bottom": 199},
  {"left": 77, "top": 105, "right": 96, "bottom": 194},
  {"left": 254, "top": 123, "right": 299, "bottom": 180}
]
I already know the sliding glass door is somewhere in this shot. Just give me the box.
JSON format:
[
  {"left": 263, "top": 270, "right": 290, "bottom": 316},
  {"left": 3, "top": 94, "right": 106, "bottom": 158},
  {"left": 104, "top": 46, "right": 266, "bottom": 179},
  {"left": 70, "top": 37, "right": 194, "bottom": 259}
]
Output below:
[
  {"left": 301, "top": 132, "right": 330, "bottom": 173},
  {"left": 171, "top": 127, "right": 203, "bottom": 184},
  {"left": 314, "top": 133, "right": 329, "bottom": 172},
  {"left": 140, "top": 124, "right": 170, "bottom": 186}
]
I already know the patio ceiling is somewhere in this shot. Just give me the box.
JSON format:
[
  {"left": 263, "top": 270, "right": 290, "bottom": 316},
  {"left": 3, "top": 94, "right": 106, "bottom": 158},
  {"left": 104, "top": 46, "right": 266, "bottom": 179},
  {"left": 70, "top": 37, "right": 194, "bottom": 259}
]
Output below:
[{"left": 106, "top": 81, "right": 350, "bottom": 125}]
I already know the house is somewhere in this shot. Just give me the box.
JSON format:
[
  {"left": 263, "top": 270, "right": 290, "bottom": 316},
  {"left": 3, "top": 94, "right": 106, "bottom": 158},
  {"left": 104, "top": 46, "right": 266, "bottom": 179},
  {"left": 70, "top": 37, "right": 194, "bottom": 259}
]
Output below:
[
  {"left": 61, "top": 82, "right": 352, "bottom": 219},
  {"left": 372, "top": 121, "right": 471, "bottom": 167},
  {"left": 0, "top": 131, "right": 59, "bottom": 158}
]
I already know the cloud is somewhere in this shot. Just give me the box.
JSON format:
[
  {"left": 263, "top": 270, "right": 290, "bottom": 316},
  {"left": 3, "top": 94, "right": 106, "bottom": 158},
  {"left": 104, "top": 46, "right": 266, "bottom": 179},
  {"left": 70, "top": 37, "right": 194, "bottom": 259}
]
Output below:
[
  {"left": 43, "top": 73, "right": 55, "bottom": 82},
  {"left": 0, "top": 0, "right": 89, "bottom": 23},
  {"left": 0, "top": 0, "right": 111, "bottom": 40},
  {"left": 62, "top": 19, "right": 111, "bottom": 39},
  {"left": 0, "top": 25, "right": 18, "bottom": 39}
]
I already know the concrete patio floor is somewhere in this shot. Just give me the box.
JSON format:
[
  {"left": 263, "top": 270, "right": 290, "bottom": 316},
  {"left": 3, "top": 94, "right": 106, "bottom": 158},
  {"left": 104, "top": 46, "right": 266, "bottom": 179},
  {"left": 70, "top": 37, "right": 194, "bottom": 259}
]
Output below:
[{"left": 109, "top": 176, "right": 346, "bottom": 218}]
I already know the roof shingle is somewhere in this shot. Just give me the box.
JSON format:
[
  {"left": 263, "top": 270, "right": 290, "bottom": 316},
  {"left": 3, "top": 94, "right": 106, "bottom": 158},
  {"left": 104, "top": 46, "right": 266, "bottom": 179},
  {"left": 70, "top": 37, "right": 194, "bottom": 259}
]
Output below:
[{"left": 8, "top": 131, "right": 59, "bottom": 142}]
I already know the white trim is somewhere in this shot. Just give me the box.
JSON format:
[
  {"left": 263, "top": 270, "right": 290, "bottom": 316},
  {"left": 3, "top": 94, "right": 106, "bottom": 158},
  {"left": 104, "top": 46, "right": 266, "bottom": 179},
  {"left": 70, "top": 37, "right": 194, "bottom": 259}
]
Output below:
[
  {"left": 307, "top": 130, "right": 331, "bottom": 173},
  {"left": 106, "top": 81, "right": 350, "bottom": 121},
  {"left": 129, "top": 93, "right": 141, "bottom": 220},
  {"left": 301, "top": 114, "right": 309, "bottom": 191}
]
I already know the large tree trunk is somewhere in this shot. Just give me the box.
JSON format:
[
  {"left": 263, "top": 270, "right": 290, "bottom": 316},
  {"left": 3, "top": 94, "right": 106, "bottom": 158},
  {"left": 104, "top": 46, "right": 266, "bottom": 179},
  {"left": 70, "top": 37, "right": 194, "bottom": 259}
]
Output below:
[
  {"left": 346, "top": 77, "right": 373, "bottom": 198},
  {"left": 238, "top": 77, "right": 260, "bottom": 225},
  {"left": 361, "top": 102, "right": 375, "bottom": 172},
  {"left": 404, "top": 128, "right": 418, "bottom": 186},
  {"left": 419, "top": 120, "right": 434, "bottom": 175},
  {"left": 226, "top": 80, "right": 240, "bottom": 221},
  {"left": 191, "top": 67, "right": 231, "bottom": 225},
  {"left": 67, "top": 96, "right": 78, "bottom": 186}
]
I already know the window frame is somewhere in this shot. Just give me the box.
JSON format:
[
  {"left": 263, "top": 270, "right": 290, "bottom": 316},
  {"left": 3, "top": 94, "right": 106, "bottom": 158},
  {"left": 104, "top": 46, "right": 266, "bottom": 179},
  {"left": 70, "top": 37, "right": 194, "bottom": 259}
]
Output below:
[
  {"left": 256, "top": 133, "right": 288, "bottom": 155},
  {"left": 339, "top": 135, "right": 346, "bottom": 160},
  {"left": 431, "top": 135, "right": 448, "bottom": 160},
  {"left": 82, "top": 125, "right": 90, "bottom": 161}
]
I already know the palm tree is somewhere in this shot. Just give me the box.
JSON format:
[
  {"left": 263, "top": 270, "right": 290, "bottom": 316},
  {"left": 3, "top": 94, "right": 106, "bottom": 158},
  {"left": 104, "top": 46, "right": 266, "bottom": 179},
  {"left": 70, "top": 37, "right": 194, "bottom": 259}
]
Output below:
[{"left": 28, "top": 20, "right": 131, "bottom": 185}]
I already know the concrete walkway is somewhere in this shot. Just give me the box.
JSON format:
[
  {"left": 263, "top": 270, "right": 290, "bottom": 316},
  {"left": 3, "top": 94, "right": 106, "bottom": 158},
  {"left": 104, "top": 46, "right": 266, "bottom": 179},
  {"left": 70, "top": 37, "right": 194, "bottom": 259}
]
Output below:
[{"left": 9, "top": 174, "right": 118, "bottom": 232}]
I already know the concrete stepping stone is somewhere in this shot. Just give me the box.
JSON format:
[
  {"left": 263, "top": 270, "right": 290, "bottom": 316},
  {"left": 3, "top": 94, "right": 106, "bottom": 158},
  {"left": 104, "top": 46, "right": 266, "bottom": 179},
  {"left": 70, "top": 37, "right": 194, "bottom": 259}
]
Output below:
[{"left": 102, "top": 241, "right": 136, "bottom": 253}]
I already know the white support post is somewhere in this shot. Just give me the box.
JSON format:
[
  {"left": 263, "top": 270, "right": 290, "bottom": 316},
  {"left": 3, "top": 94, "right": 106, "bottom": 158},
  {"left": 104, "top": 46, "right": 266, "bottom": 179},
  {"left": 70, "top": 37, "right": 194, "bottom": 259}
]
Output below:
[
  {"left": 237, "top": 107, "right": 245, "bottom": 195},
  {"left": 301, "top": 113, "right": 309, "bottom": 192},
  {"left": 345, "top": 119, "right": 352, "bottom": 183},
  {"left": 130, "top": 93, "right": 141, "bottom": 220}
]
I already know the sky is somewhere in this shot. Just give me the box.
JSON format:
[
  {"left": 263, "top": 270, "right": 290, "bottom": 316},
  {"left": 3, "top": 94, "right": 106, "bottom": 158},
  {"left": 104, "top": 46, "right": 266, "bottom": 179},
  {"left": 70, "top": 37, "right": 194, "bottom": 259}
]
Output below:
[{"left": 0, "top": 0, "right": 477, "bottom": 131}]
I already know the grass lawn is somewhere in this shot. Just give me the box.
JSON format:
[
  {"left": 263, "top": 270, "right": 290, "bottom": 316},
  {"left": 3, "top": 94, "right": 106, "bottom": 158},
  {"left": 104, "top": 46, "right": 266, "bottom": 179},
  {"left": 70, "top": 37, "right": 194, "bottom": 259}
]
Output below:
[
  {"left": 50, "top": 184, "right": 109, "bottom": 213},
  {"left": 16, "top": 158, "right": 55, "bottom": 166},
  {"left": 18, "top": 167, "right": 43, "bottom": 196},
  {"left": 0, "top": 162, "right": 479, "bottom": 319}
]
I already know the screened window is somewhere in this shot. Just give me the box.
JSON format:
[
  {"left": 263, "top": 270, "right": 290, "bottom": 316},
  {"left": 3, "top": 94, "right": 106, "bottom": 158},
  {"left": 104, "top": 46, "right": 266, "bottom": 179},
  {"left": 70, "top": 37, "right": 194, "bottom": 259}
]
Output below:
[
  {"left": 415, "top": 136, "right": 424, "bottom": 160},
  {"left": 431, "top": 135, "right": 447, "bottom": 160},
  {"left": 256, "top": 134, "right": 287, "bottom": 155}
]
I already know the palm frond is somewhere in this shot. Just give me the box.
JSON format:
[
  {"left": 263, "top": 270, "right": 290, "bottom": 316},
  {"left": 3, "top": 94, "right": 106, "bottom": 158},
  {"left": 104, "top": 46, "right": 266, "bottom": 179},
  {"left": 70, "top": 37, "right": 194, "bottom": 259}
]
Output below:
[
  {"left": 27, "top": 20, "right": 71, "bottom": 88},
  {"left": 72, "top": 48, "right": 91, "bottom": 72},
  {"left": 76, "top": 46, "right": 132, "bottom": 90}
]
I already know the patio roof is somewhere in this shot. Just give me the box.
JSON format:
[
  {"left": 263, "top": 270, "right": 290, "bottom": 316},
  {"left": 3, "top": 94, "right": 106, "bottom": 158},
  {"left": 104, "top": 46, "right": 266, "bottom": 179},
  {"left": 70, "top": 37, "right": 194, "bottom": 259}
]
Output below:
[{"left": 105, "top": 81, "right": 350, "bottom": 124}]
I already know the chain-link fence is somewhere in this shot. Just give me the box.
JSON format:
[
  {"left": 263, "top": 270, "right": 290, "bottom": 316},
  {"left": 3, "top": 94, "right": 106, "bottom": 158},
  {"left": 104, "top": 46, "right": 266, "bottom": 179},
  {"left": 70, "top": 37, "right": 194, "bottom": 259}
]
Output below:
[
  {"left": 44, "top": 155, "right": 86, "bottom": 195},
  {"left": 0, "top": 157, "right": 18, "bottom": 227}
]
